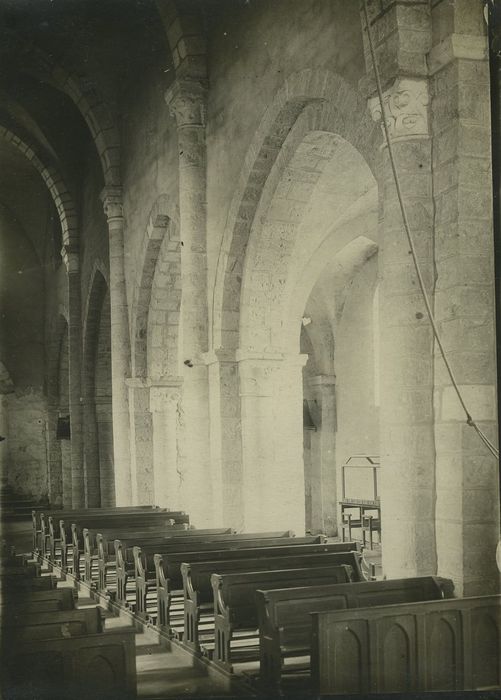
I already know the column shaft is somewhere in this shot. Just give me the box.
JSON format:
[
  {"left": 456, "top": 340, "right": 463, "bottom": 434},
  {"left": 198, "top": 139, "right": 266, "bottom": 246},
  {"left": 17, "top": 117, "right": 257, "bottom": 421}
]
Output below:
[
  {"left": 165, "top": 80, "right": 212, "bottom": 526},
  {"left": 101, "top": 188, "right": 133, "bottom": 505}
]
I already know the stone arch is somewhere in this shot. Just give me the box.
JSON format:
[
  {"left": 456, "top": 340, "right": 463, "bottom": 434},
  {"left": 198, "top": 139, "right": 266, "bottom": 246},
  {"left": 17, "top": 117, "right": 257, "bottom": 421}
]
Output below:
[
  {"left": 127, "top": 196, "right": 180, "bottom": 507},
  {"left": 0, "top": 123, "right": 78, "bottom": 249},
  {"left": 82, "top": 268, "right": 114, "bottom": 506},
  {"left": 232, "top": 91, "right": 379, "bottom": 533},
  {"left": 131, "top": 195, "right": 180, "bottom": 380},
  {"left": 240, "top": 130, "right": 378, "bottom": 353},
  {"left": 5, "top": 30, "right": 120, "bottom": 187},
  {"left": 155, "top": 0, "right": 207, "bottom": 79},
  {"left": 212, "top": 68, "right": 379, "bottom": 351}
]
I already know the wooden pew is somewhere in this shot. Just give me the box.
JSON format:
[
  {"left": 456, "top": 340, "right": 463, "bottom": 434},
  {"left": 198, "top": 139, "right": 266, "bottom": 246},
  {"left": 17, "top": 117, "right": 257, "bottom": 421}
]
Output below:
[
  {"left": 211, "top": 565, "right": 355, "bottom": 671},
  {"left": 1, "top": 586, "right": 75, "bottom": 614},
  {"left": 3, "top": 607, "right": 103, "bottom": 642},
  {"left": 2, "top": 626, "right": 137, "bottom": 700},
  {"left": 256, "top": 575, "right": 454, "bottom": 693},
  {"left": 181, "top": 549, "right": 362, "bottom": 655},
  {"left": 153, "top": 540, "right": 359, "bottom": 637},
  {"left": 1, "top": 573, "right": 57, "bottom": 592},
  {"left": 311, "top": 593, "right": 501, "bottom": 695},
  {"left": 131, "top": 534, "right": 324, "bottom": 620},
  {"left": 34, "top": 505, "right": 159, "bottom": 557},
  {"left": 92, "top": 526, "right": 235, "bottom": 591},
  {"left": 58, "top": 510, "right": 188, "bottom": 578},
  {"left": 109, "top": 530, "right": 300, "bottom": 614},
  {"left": 80, "top": 520, "right": 211, "bottom": 584},
  {"left": 129, "top": 535, "right": 332, "bottom": 620},
  {"left": 115, "top": 534, "right": 318, "bottom": 604}
]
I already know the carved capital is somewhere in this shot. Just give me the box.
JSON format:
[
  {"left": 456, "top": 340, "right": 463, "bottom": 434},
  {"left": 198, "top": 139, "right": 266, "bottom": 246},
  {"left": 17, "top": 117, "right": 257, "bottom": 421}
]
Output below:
[
  {"left": 61, "top": 244, "right": 79, "bottom": 274},
  {"left": 165, "top": 79, "right": 207, "bottom": 128},
  {"left": 149, "top": 386, "right": 182, "bottom": 414},
  {"left": 368, "top": 78, "right": 429, "bottom": 142},
  {"left": 101, "top": 186, "right": 123, "bottom": 221}
]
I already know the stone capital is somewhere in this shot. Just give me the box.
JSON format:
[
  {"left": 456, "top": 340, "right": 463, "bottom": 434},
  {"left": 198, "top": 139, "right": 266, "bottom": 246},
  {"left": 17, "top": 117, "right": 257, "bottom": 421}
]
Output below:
[
  {"left": 202, "top": 348, "right": 237, "bottom": 366},
  {"left": 165, "top": 79, "right": 208, "bottom": 128},
  {"left": 61, "top": 244, "right": 79, "bottom": 274},
  {"left": 149, "top": 385, "right": 182, "bottom": 414},
  {"left": 101, "top": 186, "right": 123, "bottom": 221},
  {"left": 368, "top": 78, "right": 429, "bottom": 143}
]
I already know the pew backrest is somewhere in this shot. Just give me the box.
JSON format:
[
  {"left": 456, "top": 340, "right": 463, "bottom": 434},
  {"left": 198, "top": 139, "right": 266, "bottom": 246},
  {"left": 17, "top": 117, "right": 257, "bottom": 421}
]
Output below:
[
  {"left": 183, "top": 551, "right": 363, "bottom": 604},
  {"left": 131, "top": 535, "right": 331, "bottom": 580},
  {"left": 257, "top": 575, "right": 454, "bottom": 648},
  {"left": 212, "top": 565, "right": 354, "bottom": 627}
]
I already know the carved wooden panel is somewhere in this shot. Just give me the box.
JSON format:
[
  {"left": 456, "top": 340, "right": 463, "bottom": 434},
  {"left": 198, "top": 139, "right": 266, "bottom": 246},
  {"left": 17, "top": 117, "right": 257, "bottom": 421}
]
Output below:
[{"left": 312, "top": 594, "right": 501, "bottom": 694}]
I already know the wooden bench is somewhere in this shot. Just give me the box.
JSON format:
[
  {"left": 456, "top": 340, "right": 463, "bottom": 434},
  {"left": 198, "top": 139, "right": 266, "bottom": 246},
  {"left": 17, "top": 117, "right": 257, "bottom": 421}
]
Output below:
[
  {"left": 116, "top": 534, "right": 320, "bottom": 608},
  {"left": 3, "top": 606, "right": 104, "bottom": 642},
  {"left": 80, "top": 520, "right": 209, "bottom": 584},
  {"left": 34, "top": 505, "right": 159, "bottom": 557},
  {"left": 2, "top": 625, "right": 137, "bottom": 699},
  {"left": 131, "top": 534, "right": 324, "bottom": 620},
  {"left": 256, "top": 575, "right": 454, "bottom": 693},
  {"left": 129, "top": 535, "right": 331, "bottom": 622},
  {"left": 181, "top": 548, "right": 363, "bottom": 654},
  {"left": 311, "top": 593, "right": 501, "bottom": 694},
  {"left": 58, "top": 510, "right": 188, "bottom": 578},
  {"left": 1, "top": 586, "right": 75, "bottom": 614},
  {"left": 91, "top": 526, "right": 235, "bottom": 591},
  {"left": 211, "top": 565, "right": 355, "bottom": 671},
  {"left": 153, "top": 540, "right": 359, "bottom": 637}
]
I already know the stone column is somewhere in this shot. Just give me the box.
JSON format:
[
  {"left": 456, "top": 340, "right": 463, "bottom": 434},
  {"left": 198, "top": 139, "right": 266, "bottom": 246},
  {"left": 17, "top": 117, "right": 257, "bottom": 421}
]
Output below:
[
  {"left": 165, "top": 80, "right": 212, "bottom": 526},
  {"left": 363, "top": 1, "right": 436, "bottom": 578},
  {"left": 101, "top": 187, "right": 132, "bottom": 505},
  {"left": 309, "top": 375, "right": 337, "bottom": 536},
  {"left": 238, "top": 351, "right": 307, "bottom": 535},
  {"left": 62, "top": 245, "right": 84, "bottom": 508},
  {"left": 149, "top": 380, "right": 183, "bottom": 509},
  {"left": 204, "top": 349, "right": 243, "bottom": 530},
  {"left": 127, "top": 378, "right": 154, "bottom": 505},
  {"left": 429, "top": 2, "right": 499, "bottom": 595}
]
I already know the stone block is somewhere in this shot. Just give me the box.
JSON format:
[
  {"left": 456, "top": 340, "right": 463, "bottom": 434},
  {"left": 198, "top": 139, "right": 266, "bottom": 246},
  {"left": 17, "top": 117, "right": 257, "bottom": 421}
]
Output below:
[
  {"left": 463, "top": 487, "right": 499, "bottom": 524},
  {"left": 441, "top": 384, "right": 496, "bottom": 422}
]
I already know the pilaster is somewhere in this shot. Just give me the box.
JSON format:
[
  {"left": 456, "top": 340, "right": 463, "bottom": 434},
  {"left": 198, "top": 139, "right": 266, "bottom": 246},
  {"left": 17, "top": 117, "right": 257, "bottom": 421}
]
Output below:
[
  {"left": 308, "top": 375, "right": 337, "bottom": 536},
  {"left": 203, "top": 349, "right": 243, "bottom": 529},
  {"left": 148, "top": 378, "right": 183, "bottom": 510},
  {"left": 126, "top": 378, "right": 154, "bottom": 505},
  {"left": 237, "top": 351, "right": 308, "bottom": 534},
  {"left": 429, "top": 1, "right": 500, "bottom": 595},
  {"left": 62, "top": 244, "right": 84, "bottom": 507},
  {"left": 362, "top": 0, "right": 437, "bottom": 578}
]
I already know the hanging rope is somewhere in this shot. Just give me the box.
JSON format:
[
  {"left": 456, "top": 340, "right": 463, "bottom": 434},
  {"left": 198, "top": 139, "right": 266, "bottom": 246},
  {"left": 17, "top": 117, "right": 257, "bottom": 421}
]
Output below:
[{"left": 362, "top": 0, "right": 499, "bottom": 461}]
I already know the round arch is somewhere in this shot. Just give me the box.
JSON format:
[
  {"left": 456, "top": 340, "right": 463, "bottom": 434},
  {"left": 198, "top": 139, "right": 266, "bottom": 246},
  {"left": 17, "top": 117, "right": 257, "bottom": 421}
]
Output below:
[{"left": 212, "top": 68, "right": 380, "bottom": 352}]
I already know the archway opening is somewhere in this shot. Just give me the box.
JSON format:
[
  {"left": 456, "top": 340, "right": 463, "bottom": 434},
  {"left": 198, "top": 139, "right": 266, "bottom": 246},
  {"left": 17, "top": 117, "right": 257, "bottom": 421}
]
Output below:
[{"left": 239, "top": 130, "right": 380, "bottom": 538}]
